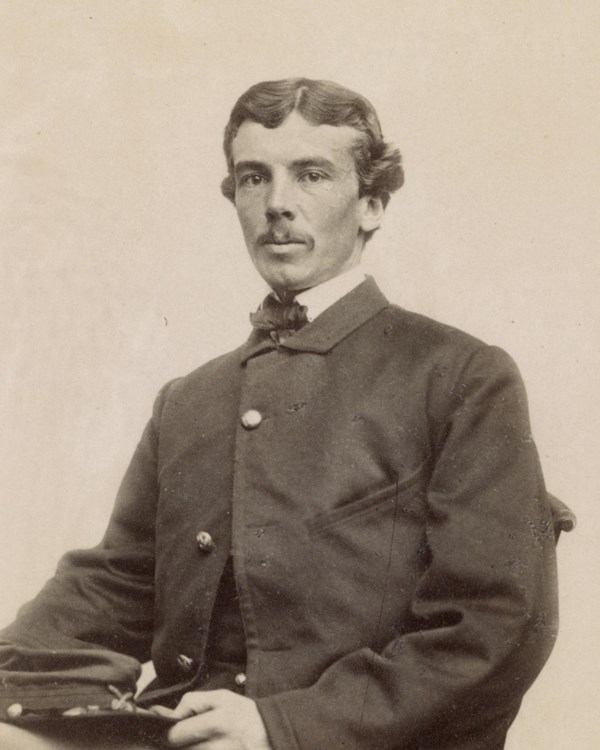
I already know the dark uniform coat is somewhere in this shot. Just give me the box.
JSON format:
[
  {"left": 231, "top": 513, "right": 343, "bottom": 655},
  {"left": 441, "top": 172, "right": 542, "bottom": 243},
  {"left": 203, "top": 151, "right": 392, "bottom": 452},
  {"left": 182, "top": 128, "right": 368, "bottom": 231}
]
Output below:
[{"left": 0, "top": 278, "right": 558, "bottom": 749}]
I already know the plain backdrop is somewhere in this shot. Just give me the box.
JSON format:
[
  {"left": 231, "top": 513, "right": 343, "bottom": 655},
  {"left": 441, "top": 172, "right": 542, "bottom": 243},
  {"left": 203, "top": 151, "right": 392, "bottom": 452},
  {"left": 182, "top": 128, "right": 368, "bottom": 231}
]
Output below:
[{"left": 1, "top": 1, "right": 598, "bottom": 747}]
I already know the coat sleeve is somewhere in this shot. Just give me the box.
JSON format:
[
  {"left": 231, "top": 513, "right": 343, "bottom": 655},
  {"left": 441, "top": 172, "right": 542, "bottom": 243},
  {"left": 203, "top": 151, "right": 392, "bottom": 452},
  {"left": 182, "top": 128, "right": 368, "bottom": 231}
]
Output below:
[
  {"left": 256, "top": 345, "right": 559, "bottom": 750},
  {"left": 0, "top": 382, "right": 173, "bottom": 716}
]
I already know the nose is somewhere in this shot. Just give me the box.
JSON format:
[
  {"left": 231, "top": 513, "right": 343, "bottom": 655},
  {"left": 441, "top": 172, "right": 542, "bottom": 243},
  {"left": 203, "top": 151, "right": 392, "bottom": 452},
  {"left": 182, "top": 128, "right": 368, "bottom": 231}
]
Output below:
[{"left": 265, "top": 176, "right": 296, "bottom": 221}]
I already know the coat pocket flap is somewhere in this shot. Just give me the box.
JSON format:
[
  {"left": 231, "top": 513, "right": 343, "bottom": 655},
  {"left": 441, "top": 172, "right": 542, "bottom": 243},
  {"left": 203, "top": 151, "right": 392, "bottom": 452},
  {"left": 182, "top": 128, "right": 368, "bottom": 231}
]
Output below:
[{"left": 305, "top": 462, "right": 429, "bottom": 534}]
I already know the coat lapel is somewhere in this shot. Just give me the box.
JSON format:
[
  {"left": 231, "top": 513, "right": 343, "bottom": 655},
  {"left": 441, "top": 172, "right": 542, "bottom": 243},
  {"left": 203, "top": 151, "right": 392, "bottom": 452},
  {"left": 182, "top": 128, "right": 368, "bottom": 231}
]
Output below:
[{"left": 240, "top": 276, "right": 389, "bottom": 363}]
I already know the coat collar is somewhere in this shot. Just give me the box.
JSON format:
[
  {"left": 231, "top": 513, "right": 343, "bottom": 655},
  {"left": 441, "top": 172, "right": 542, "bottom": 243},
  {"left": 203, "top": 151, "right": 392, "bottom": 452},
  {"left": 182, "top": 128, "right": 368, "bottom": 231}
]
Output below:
[{"left": 240, "top": 276, "right": 389, "bottom": 364}]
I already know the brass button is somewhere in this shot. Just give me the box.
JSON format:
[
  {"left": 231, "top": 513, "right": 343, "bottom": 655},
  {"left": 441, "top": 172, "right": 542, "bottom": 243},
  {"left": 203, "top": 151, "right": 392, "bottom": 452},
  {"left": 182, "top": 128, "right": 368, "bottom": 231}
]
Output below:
[
  {"left": 7, "top": 703, "right": 23, "bottom": 719},
  {"left": 177, "top": 654, "right": 194, "bottom": 672},
  {"left": 234, "top": 672, "right": 247, "bottom": 688},
  {"left": 196, "top": 531, "right": 214, "bottom": 552},
  {"left": 241, "top": 409, "right": 262, "bottom": 429}
]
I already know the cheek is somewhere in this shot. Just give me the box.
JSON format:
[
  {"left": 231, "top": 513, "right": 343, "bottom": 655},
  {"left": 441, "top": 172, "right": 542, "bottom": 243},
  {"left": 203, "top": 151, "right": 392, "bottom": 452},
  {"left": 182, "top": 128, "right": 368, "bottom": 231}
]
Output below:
[
  {"left": 235, "top": 202, "right": 261, "bottom": 234},
  {"left": 312, "top": 197, "right": 360, "bottom": 236},
  {"left": 312, "top": 185, "right": 359, "bottom": 218}
]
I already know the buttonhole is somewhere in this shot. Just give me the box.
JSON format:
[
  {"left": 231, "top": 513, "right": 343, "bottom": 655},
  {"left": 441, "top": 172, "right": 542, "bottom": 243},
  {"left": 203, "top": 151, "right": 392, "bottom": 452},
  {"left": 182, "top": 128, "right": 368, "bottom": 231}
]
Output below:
[{"left": 287, "top": 401, "right": 307, "bottom": 413}]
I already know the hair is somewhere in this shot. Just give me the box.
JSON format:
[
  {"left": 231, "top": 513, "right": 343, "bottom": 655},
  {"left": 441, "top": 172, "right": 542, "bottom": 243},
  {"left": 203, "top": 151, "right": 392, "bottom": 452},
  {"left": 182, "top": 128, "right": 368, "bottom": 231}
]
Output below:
[{"left": 221, "top": 78, "right": 404, "bottom": 214}]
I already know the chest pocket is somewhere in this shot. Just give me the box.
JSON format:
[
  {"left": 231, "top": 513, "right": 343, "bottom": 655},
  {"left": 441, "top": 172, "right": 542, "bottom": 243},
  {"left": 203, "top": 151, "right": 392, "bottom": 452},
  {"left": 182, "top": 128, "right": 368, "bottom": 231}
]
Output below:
[{"left": 304, "top": 462, "right": 429, "bottom": 536}]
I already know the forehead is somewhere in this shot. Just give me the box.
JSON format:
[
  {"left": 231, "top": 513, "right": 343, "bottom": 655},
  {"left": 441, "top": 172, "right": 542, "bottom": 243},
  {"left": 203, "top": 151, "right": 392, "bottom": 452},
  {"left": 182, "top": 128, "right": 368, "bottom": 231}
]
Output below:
[{"left": 231, "top": 111, "right": 360, "bottom": 169}]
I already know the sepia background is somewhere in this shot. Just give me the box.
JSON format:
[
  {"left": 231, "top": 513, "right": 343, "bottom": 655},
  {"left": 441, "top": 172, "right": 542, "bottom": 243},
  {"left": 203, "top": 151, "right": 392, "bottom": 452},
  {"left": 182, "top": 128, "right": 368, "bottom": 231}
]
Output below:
[{"left": 1, "top": 1, "right": 598, "bottom": 747}]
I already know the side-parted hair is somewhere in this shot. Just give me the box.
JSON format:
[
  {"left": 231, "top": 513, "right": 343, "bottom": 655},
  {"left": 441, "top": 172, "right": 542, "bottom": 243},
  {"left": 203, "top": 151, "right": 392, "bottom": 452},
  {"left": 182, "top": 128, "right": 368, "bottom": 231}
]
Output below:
[{"left": 221, "top": 78, "right": 404, "bottom": 209}]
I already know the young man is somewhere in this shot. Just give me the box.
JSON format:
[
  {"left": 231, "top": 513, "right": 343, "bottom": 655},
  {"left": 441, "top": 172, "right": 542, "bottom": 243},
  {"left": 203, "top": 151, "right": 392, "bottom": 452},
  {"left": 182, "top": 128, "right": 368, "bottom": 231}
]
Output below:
[{"left": 0, "top": 78, "right": 558, "bottom": 750}]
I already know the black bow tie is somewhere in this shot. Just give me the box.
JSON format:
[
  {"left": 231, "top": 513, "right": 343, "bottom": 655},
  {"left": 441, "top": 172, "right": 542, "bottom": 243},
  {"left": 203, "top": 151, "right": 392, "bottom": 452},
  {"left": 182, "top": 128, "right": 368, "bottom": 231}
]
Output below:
[{"left": 249, "top": 294, "right": 309, "bottom": 334}]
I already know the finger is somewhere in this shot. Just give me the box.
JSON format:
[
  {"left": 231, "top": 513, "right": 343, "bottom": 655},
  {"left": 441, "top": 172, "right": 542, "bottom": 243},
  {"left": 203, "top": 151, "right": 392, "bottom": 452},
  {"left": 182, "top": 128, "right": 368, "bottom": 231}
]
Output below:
[
  {"left": 167, "top": 713, "right": 221, "bottom": 747},
  {"left": 184, "top": 741, "right": 230, "bottom": 750},
  {"left": 171, "top": 692, "right": 215, "bottom": 719},
  {"left": 172, "top": 689, "right": 231, "bottom": 719},
  {"left": 147, "top": 704, "right": 179, "bottom": 719}
]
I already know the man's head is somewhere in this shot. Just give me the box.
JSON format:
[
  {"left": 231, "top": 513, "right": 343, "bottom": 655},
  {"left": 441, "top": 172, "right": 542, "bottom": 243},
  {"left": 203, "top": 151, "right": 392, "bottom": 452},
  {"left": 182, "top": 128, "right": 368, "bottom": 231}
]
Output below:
[{"left": 222, "top": 78, "right": 404, "bottom": 293}]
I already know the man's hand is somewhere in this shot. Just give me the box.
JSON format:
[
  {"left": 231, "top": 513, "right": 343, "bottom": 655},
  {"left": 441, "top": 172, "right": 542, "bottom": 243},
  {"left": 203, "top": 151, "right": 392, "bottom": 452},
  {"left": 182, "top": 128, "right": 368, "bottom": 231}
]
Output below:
[{"left": 150, "top": 689, "right": 273, "bottom": 750}]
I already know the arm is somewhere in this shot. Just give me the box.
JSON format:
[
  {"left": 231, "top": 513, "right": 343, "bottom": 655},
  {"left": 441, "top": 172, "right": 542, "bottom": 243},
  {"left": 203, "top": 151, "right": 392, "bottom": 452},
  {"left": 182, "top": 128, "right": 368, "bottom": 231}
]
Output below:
[
  {"left": 256, "top": 345, "right": 558, "bottom": 750},
  {"left": 0, "top": 383, "right": 172, "bottom": 715}
]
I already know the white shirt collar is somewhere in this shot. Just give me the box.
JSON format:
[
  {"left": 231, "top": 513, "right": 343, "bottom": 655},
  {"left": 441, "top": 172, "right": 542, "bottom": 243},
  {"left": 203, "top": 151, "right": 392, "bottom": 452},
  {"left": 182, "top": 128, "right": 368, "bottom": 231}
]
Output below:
[{"left": 270, "top": 265, "right": 366, "bottom": 322}]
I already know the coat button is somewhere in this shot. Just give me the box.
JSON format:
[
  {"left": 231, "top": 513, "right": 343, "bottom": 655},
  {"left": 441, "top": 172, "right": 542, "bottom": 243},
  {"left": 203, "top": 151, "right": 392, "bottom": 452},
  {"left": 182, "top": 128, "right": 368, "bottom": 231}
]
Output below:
[
  {"left": 241, "top": 409, "right": 262, "bottom": 429},
  {"left": 196, "top": 531, "right": 214, "bottom": 552},
  {"left": 7, "top": 703, "right": 23, "bottom": 719},
  {"left": 234, "top": 672, "right": 247, "bottom": 688},
  {"left": 177, "top": 654, "right": 194, "bottom": 672}
]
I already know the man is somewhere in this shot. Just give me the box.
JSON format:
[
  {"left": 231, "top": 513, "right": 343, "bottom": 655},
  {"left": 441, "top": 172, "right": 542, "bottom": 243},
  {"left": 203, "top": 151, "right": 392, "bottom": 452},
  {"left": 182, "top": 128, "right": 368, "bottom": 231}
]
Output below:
[{"left": 0, "top": 78, "right": 558, "bottom": 749}]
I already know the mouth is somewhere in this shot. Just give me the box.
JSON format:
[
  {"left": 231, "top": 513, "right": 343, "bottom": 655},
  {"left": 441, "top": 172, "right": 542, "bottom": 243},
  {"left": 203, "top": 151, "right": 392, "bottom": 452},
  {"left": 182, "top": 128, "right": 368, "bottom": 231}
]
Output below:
[
  {"left": 259, "top": 225, "right": 309, "bottom": 247},
  {"left": 265, "top": 240, "right": 305, "bottom": 248},
  {"left": 261, "top": 242, "right": 307, "bottom": 258},
  {"left": 260, "top": 233, "right": 310, "bottom": 257},
  {"left": 260, "top": 236, "right": 307, "bottom": 247}
]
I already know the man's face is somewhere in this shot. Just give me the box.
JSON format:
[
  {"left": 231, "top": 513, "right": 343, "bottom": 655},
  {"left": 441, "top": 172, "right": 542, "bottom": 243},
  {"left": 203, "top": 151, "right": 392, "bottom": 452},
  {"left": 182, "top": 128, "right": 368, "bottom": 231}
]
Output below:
[{"left": 230, "top": 111, "right": 382, "bottom": 293}]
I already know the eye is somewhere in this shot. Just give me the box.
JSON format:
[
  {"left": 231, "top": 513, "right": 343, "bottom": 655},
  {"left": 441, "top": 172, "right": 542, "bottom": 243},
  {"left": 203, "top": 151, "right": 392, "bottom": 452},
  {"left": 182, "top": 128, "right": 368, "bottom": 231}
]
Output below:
[
  {"left": 239, "top": 173, "right": 268, "bottom": 187},
  {"left": 300, "top": 171, "right": 326, "bottom": 184}
]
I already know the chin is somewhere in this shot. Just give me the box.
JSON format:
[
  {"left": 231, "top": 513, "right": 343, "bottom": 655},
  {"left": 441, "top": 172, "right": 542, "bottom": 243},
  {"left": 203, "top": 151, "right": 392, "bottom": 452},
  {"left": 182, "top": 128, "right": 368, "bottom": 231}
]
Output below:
[
  {"left": 262, "top": 268, "right": 310, "bottom": 292},
  {"left": 270, "top": 279, "right": 304, "bottom": 293}
]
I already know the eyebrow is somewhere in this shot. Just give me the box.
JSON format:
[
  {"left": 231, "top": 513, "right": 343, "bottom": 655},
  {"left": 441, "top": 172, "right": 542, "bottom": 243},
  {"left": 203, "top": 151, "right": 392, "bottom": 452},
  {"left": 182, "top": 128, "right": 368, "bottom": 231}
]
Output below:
[
  {"left": 290, "top": 158, "right": 337, "bottom": 172},
  {"left": 234, "top": 161, "right": 268, "bottom": 177},
  {"left": 233, "top": 157, "right": 338, "bottom": 177}
]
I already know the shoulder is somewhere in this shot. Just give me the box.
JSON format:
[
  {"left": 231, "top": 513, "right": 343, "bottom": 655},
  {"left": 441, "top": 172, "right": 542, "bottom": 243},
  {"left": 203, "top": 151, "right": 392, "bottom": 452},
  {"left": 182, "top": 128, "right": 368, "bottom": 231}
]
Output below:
[
  {"left": 370, "top": 302, "right": 525, "bottom": 400},
  {"left": 379, "top": 302, "right": 485, "bottom": 355},
  {"left": 150, "top": 344, "right": 246, "bottom": 419},
  {"left": 372, "top": 302, "right": 517, "bottom": 368}
]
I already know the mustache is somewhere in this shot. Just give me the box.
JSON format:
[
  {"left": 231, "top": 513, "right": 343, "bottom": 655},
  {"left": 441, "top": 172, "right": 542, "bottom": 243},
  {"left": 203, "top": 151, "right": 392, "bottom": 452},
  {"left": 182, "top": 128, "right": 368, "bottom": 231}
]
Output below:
[{"left": 259, "top": 225, "right": 309, "bottom": 245}]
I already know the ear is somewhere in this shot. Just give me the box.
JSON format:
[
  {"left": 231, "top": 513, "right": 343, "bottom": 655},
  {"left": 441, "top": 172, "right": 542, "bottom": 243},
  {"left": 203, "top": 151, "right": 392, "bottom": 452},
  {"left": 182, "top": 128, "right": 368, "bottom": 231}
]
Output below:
[{"left": 358, "top": 195, "right": 384, "bottom": 234}]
